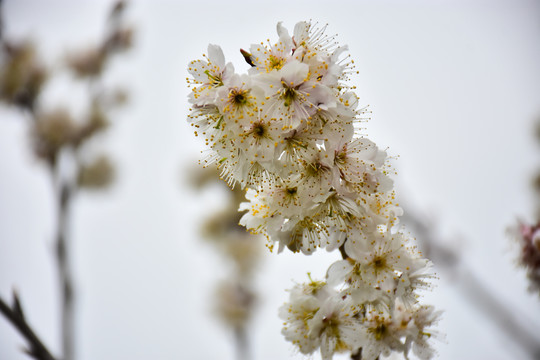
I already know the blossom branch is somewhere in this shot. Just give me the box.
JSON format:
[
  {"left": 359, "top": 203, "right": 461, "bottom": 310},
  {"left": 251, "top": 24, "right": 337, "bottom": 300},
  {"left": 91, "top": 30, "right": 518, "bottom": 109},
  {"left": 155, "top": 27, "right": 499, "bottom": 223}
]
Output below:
[
  {"left": 0, "top": 292, "right": 57, "bottom": 360},
  {"left": 187, "top": 21, "right": 440, "bottom": 360}
]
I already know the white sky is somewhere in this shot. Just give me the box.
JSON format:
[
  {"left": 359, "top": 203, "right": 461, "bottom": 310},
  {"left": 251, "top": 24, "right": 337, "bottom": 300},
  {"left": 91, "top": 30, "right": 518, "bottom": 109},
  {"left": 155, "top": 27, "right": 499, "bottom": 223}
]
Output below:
[{"left": 1, "top": 0, "right": 540, "bottom": 359}]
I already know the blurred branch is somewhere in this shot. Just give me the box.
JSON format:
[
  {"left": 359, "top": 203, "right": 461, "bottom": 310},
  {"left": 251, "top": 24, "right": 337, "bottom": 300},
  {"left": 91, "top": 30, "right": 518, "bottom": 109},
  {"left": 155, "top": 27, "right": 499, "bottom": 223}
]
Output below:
[
  {"left": 54, "top": 178, "right": 75, "bottom": 360},
  {"left": 457, "top": 267, "right": 540, "bottom": 358},
  {"left": 0, "top": 0, "right": 4, "bottom": 42},
  {"left": 0, "top": 2, "right": 132, "bottom": 359},
  {"left": 191, "top": 166, "right": 260, "bottom": 360},
  {"left": 402, "top": 209, "right": 540, "bottom": 359},
  {"left": 0, "top": 292, "right": 56, "bottom": 360},
  {"left": 234, "top": 327, "right": 248, "bottom": 360}
]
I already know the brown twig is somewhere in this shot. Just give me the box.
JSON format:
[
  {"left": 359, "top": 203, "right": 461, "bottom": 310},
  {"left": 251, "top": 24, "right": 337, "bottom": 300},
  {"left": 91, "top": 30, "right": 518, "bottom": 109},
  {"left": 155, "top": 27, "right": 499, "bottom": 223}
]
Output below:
[{"left": 0, "top": 292, "right": 57, "bottom": 360}]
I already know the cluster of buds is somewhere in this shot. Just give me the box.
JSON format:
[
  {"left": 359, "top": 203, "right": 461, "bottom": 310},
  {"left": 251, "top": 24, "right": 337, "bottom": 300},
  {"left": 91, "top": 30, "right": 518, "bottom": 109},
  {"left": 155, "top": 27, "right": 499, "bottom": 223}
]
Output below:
[{"left": 187, "top": 21, "right": 440, "bottom": 359}]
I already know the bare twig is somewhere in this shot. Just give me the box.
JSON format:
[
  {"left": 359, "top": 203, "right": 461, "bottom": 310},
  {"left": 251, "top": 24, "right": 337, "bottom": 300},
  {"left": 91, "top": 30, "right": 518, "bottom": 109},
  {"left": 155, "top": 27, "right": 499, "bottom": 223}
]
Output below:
[{"left": 0, "top": 292, "right": 57, "bottom": 360}]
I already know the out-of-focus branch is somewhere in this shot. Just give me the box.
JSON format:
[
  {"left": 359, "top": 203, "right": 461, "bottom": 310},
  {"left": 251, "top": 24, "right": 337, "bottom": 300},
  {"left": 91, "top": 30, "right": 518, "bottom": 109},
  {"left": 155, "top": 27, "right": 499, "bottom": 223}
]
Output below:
[
  {"left": 54, "top": 178, "right": 75, "bottom": 360},
  {"left": 234, "top": 327, "right": 248, "bottom": 360},
  {"left": 0, "top": 0, "right": 4, "bottom": 42},
  {"left": 0, "top": 3, "right": 131, "bottom": 360},
  {"left": 457, "top": 267, "right": 540, "bottom": 358},
  {"left": 0, "top": 292, "right": 56, "bottom": 360},
  {"left": 402, "top": 209, "right": 540, "bottom": 359},
  {"left": 189, "top": 166, "right": 260, "bottom": 360}
]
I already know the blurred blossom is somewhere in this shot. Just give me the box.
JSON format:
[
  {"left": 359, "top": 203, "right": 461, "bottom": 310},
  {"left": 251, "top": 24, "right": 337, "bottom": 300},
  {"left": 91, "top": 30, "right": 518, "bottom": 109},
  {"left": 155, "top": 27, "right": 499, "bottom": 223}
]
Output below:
[
  {"left": 110, "top": 87, "right": 129, "bottom": 107},
  {"left": 191, "top": 166, "right": 264, "bottom": 277},
  {"left": 509, "top": 221, "right": 540, "bottom": 296},
  {"left": 77, "top": 155, "right": 114, "bottom": 190},
  {"left": 215, "top": 281, "right": 256, "bottom": 330},
  {"left": 189, "top": 165, "right": 263, "bottom": 358},
  {"left": 201, "top": 208, "right": 261, "bottom": 275},
  {"left": 66, "top": 0, "right": 133, "bottom": 80},
  {"left": 31, "top": 107, "right": 75, "bottom": 165},
  {"left": 0, "top": 41, "right": 47, "bottom": 110},
  {"left": 66, "top": 46, "right": 107, "bottom": 78},
  {"left": 71, "top": 104, "right": 110, "bottom": 147},
  {"left": 104, "top": 26, "right": 134, "bottom": 53}
]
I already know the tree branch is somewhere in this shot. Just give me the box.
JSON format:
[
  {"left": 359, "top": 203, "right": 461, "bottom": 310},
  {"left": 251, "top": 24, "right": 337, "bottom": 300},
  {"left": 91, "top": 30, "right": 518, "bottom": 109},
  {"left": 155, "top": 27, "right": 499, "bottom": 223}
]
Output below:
[
  {"left": 402, "top": 209, "right": 540, "bottom": 359},
  {"left": 0, "top": 292, "right": 57, "bottom": 360},
  {"left": 53, "top": 176, "right": 75, "bottom": 360},
  {"left": 234, "top": 326, "right": 249, "bottom": 360}
]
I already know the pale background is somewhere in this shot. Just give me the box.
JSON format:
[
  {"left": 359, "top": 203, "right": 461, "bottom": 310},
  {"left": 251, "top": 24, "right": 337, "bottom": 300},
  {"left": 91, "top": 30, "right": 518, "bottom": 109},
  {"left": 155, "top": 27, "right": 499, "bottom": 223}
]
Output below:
[{"left": 1, "top": 0, "right": 540, "bottom": 359}]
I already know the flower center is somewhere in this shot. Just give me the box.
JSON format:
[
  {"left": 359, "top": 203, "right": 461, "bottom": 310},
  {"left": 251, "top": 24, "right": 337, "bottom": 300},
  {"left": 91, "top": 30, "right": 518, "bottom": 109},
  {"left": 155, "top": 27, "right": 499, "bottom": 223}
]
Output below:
[
  {"left": 253, "top": 123, "right": 265, "bottom": 137},
  {"left": 372, "top": 256, "right": 386, "bottom": 269},
  {"left": 373, "top": 323, "right": 388, "bottom": 341},
  {"left": 335, "top": 147, "right": 347, "bottom": 166},
  {"left": 305, "top": 161, "right": 329, "bottom": 179},
  {"left": 204, "top": 70, "right": 223, "bottom": 87},
  {"left": 281, "top": 86, "right": 297, "bottom": 107},
  {"left": 268, "top": 54, "right": 285, "bottom": 70},
  {"left": 229, "top": 88, "right": 249, "bottom": 106},
  {"left": 286, "top": 187, "right": 297, "bottom": 196}
]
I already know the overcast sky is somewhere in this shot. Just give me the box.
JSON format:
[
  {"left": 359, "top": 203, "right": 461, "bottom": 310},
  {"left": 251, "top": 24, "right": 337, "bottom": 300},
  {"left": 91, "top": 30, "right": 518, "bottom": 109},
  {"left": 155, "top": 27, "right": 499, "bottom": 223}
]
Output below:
[{"left": 1, "top": 1, "right": 540, "bottom": 359}]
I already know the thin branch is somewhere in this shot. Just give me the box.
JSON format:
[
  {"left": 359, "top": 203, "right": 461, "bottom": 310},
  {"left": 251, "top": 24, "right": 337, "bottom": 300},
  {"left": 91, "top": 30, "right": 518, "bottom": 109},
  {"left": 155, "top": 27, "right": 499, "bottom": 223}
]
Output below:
[
  {"left": 402, "top": 209, "right": 540, "bottom": 359},
  {"left": 457, "top": 267, "right": 540, "bottom": 358},
  {"left": 0, "top": 0, "right": 4, "bottom": 43},
  {"left": 234, "top": 326, "right": 249, "bottom": 360},
  {"left": 0, "top": 292, "right": 57, "bottom": 360},
  {"left": 53, "top": 175, "right": 75, "bottom": 360}
]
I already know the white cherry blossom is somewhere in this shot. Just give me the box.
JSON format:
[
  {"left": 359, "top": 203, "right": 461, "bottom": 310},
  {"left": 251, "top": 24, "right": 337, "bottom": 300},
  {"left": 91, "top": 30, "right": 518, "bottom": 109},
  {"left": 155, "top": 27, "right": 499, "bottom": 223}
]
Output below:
[{"left": 186, "top": 20, "right": 440, "bottom": 360}]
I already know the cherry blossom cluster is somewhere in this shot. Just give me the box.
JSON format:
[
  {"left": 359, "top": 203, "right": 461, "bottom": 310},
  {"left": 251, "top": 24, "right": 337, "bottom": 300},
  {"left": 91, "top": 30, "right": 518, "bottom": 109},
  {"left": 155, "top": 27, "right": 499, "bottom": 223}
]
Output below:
[{"left": 187, "top": 21, "right": 440, "bottom": 360}]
